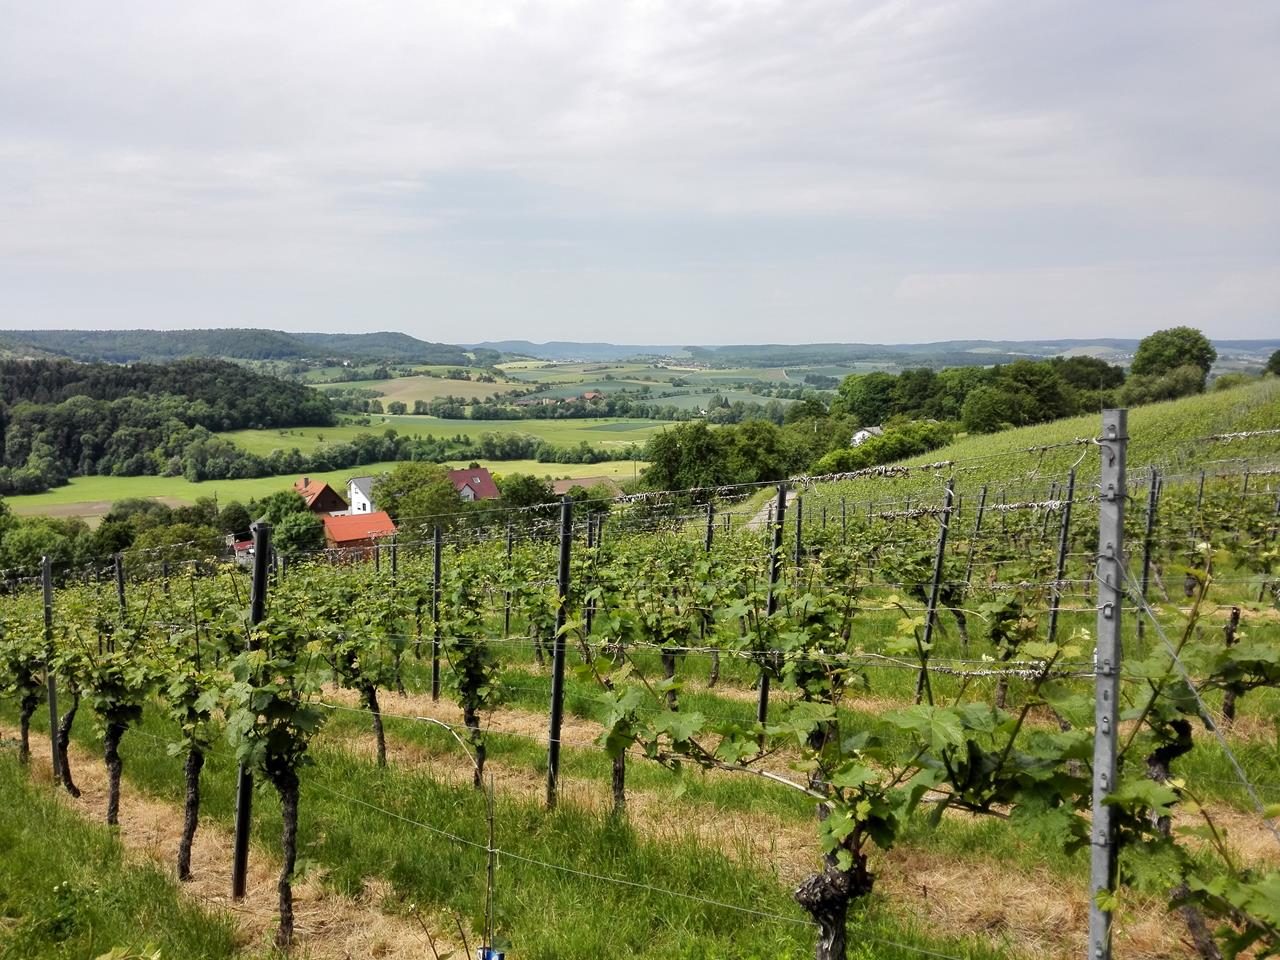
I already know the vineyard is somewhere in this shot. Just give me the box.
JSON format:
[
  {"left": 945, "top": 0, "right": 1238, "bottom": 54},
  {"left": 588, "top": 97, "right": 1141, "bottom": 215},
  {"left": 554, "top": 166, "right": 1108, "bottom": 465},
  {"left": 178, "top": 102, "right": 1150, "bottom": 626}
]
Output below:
[{"left": 2, "top": 408, "right": 1280, "bottom": 960}]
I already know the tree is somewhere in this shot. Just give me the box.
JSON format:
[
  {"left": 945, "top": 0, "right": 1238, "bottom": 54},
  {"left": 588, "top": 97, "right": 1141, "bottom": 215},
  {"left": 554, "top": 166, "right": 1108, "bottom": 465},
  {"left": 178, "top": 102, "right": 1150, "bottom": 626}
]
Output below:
[
  {"left": 833, "top": 373, "right": 895, "bottom": 426},
  {"left": 274, "top": 510, "right": 325, "bottom": 556},
  {"left": 497, "top": 473, "right": 556, "bottom": 509},
  {"left": 386, "top": 401, "right": 407, "bottom": 415},
  {"left": 1130, "top": 327, "right": 1216, "bottom": 385},
  {"left": 1267, "top": 349, "right": 1280, "bottom": 377},
  {"left": 961, "top": 386, "right": 1019, "bottom": 434},
  {"left": 218, "top": 501, "right": 252, "bottom": 537},
  {"left": 372, "top": 462, "right": 463, "bottom": 530}
]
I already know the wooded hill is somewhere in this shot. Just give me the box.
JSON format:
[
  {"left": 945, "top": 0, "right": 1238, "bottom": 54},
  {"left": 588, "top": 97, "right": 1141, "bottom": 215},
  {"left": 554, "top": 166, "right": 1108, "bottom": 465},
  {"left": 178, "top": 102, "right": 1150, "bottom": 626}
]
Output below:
[
  {"left": 0, "top": 328, "right": 478, "bottom": 365},
  {"left": 0, "top": 358, "right": 334, "bottom": 495}
]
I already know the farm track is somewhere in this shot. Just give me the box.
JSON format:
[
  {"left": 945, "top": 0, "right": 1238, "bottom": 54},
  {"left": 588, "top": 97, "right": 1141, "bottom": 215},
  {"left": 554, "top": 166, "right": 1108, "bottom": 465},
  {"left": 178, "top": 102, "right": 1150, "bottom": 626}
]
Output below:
[
  {"left": 321, "top": 687, "right": 1278, "bottom": 960},
  {"left": 17, "top": 733, "right": 459, "bottom": 960}
]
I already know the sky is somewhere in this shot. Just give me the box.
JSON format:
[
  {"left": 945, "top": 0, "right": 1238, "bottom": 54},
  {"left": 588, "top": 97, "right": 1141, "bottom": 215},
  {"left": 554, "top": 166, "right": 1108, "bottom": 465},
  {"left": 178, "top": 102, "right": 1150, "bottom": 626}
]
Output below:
[{"left": 1, "top": 1, "right": 1277, "bottom": 344}]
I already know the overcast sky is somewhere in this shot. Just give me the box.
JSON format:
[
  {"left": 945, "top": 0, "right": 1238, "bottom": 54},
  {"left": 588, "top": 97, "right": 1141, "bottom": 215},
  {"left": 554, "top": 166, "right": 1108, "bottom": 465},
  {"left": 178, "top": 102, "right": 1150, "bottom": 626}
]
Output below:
[{"left": 1, "top": 1, "right": 1277, "bottom": 344}]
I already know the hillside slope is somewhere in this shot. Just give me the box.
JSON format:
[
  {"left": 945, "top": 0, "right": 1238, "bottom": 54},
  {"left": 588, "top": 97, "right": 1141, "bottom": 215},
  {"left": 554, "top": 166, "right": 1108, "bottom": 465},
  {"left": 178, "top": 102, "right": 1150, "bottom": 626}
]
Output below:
[{"left": 806, "top": 378, "right": 1280, "bottom": 502}]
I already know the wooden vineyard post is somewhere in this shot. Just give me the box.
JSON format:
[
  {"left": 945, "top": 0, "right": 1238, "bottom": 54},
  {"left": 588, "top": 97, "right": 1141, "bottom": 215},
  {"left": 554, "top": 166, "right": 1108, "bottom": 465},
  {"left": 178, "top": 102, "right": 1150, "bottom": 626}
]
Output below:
[
  {"left": 232, "top": 521, "right": 271, "bottom": 900},
  {"left": 113, "top": 552, "right": 126, "bottom": 651},
  {"left": 1047, "top": 469, "right": 1076, "bottom": 645},
  {"left": 1136, "top": 467, "right": 1159, "bottom": 641},
  {"left": 841, "top": 497, "right": 847, "bottom": 545},
  {"left": 546, "top": 497, "right": 573, "bottom": 809},
  {"left": 390, "top": 534, "right": 398, "bottom": 584},
  {"left": 1090, "top": 409, "right": 1126, "bottom": 960},
  {"left": 914, "top": 479, "right": 954, "bottom": 704},
  {"left": 504, "top": 523, "right": 513, "bottom": 638},
  {"left": 704, "top": 501, "right": 714, "bottom": 554},
  {"left": 431, "top": 525, "right": 442, "bottom": 702},
  {"left": 41, "top": 556, "right": 60, "bottom": 781},
  {"left": 793, "top": 496, "right": 803, "bottom": 568},
  {"left": 1196, "top": 469, "right": 1206, "bottom": 512},
  {"left": 758, "top": 484, "right": 787, "bottom": 725}
]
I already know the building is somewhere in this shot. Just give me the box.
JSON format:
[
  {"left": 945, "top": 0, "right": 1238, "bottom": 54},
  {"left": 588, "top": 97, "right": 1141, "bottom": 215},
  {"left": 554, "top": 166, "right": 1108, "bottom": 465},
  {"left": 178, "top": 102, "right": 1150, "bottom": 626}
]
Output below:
[
  {"left": 321, "top": 511, "right": 397, "bottom": 555},
  {"left": 551, "top": 476, "right": 622, "bottom": 497},
  {"left": 447, "top": 466, "right": 501, "bottom": 501},
  {"left": 581, "top": 390, "right": 604, "bottom": 401},
  {"left": 347, "top": 476, "right": 376, "bottom": 513},
  {"left": 293, "top": 477, "right": 348, "bottom": 514},
  {"left": 851, "top": 426, "right": 885, "bottom": 447}
]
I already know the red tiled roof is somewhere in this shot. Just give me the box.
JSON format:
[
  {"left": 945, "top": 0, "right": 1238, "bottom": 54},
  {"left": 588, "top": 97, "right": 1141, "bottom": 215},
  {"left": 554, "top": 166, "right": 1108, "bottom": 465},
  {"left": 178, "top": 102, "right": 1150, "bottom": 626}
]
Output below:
[
  {"left": 321, "top": 510, "right": 398, "bottom": 544},
  {"left": 294, "top": 477, "right": 347, "bottom": 512},
  {"left": 447, "top": 467, "right": 501, "bottom": 500}
]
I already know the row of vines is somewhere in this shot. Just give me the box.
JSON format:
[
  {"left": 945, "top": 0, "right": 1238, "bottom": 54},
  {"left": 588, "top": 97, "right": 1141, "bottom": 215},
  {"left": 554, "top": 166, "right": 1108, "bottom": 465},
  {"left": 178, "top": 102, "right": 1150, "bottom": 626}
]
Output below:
[{"left": 1, "top": 449, "right": 1279, "bottom": 959}]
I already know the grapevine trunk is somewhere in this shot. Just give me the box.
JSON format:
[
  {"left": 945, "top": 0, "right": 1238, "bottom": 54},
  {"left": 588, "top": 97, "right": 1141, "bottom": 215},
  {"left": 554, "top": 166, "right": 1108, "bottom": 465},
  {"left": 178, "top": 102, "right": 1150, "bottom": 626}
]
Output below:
[
  {"left": 275, "top": 773, "right": 300, "bottom": 949},
  {"left": 17, "top": 697, "right": 36, "bottom": 764},
  {"left": 363, "top": 684, "right": 386, "bottom": 768},
  {"left": 611, "top": 751, "right": 626, "bottom": 817},
  {"left": 103, "top": 720, "right": 125, "bottom": 825},
  {"left": 178, "top": 747, "right": 205, "bottom": 881},
  {"left": 56, "top": 690, "right": 80, "bottom": 798}
]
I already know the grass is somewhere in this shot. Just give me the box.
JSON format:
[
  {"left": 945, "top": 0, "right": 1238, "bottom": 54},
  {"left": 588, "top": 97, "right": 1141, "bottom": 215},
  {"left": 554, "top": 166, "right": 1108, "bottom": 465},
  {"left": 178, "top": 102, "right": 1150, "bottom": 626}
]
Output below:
[
  {"left": 313, "top": 374, "right": 522, "bottom": 403},
  {"left": 5, "top": 459, "right": 646, "bottom": 518},
  {"left": 809, "top": 378, "right": 1280, "bottom": 505},
  {"left": 220, "top": 416, "right": 671, "bottom": 457},
  {"left": 0, "top": 755, "right": 243, "bottom": 960},
  {"left": 6, "top": 706, "right": 1012, "bottom": 960}
]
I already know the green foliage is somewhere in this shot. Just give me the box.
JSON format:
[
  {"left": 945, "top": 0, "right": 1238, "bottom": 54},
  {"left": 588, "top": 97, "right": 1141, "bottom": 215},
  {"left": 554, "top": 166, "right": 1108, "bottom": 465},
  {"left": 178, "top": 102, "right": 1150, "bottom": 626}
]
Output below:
[
  {"left": 372, "top": 461, "right": 465, "bottom": 528},
  {"left": 1130, "top": 326, "right": 1217, "bottom": 380}
]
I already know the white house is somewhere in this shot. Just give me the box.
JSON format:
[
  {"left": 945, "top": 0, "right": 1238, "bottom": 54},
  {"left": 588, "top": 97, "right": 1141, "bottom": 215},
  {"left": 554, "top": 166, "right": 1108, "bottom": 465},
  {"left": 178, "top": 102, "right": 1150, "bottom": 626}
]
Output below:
[
  {"left": 850, "top": 426, "right": 884, "bottom": 447},
  {"left": 347, "top": 476, "right": 376, "bottom": 513}
]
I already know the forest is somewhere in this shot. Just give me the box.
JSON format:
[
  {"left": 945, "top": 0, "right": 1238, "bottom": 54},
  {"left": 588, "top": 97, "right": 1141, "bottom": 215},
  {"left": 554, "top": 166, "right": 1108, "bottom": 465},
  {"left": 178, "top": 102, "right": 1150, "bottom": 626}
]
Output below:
[{"left": 0, "top": 359, "right": 333, "bottom": 495}]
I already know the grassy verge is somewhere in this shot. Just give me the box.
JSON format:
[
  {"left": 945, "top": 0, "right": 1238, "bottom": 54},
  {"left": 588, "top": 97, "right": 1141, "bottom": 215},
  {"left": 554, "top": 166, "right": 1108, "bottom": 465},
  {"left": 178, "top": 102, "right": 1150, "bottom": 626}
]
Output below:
[
  {"left": 8, "top": 706, "right": 1011, "bottom": 960},
  {"left": 0, "top": 753, "right": 243, "bottom": 960}
]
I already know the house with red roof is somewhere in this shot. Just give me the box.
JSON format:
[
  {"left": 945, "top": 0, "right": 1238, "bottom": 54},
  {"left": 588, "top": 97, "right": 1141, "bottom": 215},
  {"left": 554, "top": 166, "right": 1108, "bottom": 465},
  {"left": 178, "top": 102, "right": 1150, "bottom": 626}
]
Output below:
[
  {"left": 447, "top": 467, "right": 501, "bottom": 502},
  {"left": 321, "top": 511, "right": 397, "bottom": 555},
  {"left": 294, "top": 476, "right": 348, "bottom": 514}
]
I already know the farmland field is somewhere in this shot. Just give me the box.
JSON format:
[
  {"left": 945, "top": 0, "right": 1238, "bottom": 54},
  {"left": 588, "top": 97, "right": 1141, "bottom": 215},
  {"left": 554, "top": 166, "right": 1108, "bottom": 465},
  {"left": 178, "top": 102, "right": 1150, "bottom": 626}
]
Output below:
[
  {"left": 312, "top": 373, "right": 523, "bottom": 403},
  {"left": 221, "top": 416, "right": 670, "bottom": 456},
  {"left": 5, "top": 459, "right": 644, "bottom": 519}
]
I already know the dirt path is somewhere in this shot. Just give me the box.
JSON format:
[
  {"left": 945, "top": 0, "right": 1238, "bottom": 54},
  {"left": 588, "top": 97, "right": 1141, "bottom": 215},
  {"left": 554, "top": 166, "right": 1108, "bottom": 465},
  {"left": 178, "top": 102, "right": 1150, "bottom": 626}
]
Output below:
[{"left": 20, "top": 733, "right": 460, "bottom": 960}]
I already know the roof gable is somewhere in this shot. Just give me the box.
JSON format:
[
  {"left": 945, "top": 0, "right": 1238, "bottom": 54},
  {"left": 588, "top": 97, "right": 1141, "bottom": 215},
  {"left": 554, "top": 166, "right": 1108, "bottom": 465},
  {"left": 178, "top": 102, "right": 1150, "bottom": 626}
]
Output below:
[{"left": 446, "top": 467, "right": 500, "bottom": 500}]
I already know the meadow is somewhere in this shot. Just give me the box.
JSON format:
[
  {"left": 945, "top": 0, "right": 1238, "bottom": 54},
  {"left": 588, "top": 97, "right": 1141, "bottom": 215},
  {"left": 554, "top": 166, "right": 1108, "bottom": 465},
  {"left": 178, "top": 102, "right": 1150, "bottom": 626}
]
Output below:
[
  {"left": 221, "top": 416, "right": 670, "bottom": 456},
  {"left": 6, "top": 459, "right": 642, "bottom": 519}
]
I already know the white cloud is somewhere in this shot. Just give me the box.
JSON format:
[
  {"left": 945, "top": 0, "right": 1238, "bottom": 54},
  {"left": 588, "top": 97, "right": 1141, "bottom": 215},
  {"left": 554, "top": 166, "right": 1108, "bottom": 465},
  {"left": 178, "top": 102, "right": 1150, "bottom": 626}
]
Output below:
[{"left": 0, "top": 0, "right": 1276, "bottom": 339}]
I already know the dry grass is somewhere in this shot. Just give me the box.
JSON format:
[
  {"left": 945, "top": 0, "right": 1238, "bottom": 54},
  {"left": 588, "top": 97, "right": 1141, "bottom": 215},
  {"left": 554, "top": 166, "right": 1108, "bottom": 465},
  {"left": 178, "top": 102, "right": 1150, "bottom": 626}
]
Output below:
[
  {"left": 23, "top": 733, "right": 460, "bottom": 960},
  {"left": 319, "top": 715, "right": 1215, "bottom": 960}
]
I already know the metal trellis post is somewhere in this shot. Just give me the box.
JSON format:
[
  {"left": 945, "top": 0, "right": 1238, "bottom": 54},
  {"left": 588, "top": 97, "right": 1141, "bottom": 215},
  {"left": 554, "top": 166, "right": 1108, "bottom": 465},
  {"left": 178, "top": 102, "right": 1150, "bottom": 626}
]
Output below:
[
  {"left": 432, "top": 525, "right": 442, "bottom": 701},
  {"left": 1136, "top": 466, "right": 1158, "bottom": 641},
  {"left": 1047, "top": 469, "right": 1076, "bottom": 645},
  {"left": 914, "top": 479, "right": 954, "bottom": 703},
  {"left": 232, "top": 521, "right": 271, "bottom": 900},
  {"left": 758, "top": 484, "right": 787, "bottom": 725},
  {"left": 546, "top": 497, "right": 573, "bottom": 809},
  {"left": 1090, "top": 409, "right": 1126, "bottom": 960}
]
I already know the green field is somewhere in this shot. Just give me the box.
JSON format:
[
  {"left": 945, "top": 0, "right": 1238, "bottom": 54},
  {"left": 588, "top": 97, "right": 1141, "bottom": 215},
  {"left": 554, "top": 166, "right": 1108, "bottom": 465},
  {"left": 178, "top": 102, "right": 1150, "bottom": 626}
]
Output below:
[
  {"left": 6, "top": 459, "right": 645, "bottom": 519},
  {"left": 313, "top": 373, "right": 522, "bottom": 403},
  {"left": 222, "top": 416, "right": 670, "bottom": 456}
]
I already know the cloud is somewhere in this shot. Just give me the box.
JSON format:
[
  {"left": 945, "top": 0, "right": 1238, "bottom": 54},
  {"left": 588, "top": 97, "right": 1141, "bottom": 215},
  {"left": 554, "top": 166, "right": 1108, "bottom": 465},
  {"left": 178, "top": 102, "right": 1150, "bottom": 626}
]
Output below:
[{"left": 0, "top": 0, "right": 1276, "bottom": 340}]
